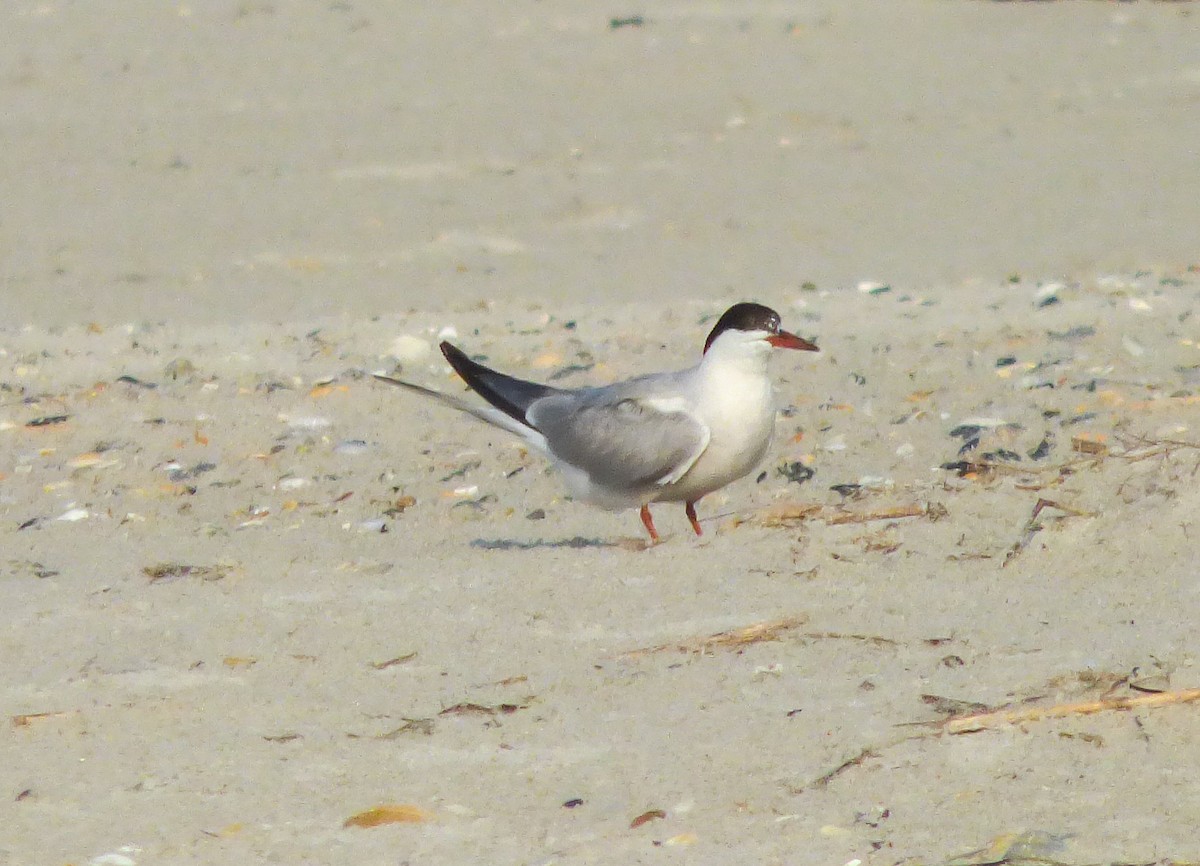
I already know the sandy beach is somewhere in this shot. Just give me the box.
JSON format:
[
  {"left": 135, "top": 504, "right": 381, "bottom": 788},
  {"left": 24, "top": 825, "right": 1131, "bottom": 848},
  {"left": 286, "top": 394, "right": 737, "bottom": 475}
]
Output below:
[{"left": 3, "top": 3, "right": 1200, "bottom": 865}]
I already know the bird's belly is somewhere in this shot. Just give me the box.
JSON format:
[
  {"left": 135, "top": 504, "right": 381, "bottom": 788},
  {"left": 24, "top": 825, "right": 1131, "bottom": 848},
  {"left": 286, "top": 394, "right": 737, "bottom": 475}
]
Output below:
[{"left": 657, "top": 386, "right": 776, "bottom": 503}]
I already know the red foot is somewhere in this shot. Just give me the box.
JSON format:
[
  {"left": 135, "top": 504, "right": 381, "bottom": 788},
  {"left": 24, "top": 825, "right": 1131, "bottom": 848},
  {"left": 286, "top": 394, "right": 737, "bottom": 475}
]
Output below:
[
  {"left": 639, "top": 505, "right": 661, "bottom": 543},
  {"left": 685, "top": 501, "right": 703, "bottom": 536}
]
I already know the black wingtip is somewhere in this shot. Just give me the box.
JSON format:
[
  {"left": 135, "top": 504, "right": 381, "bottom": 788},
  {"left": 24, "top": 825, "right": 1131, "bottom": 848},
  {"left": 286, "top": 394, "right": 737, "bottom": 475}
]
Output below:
[
  {"left": 437, "top": 340, "right": 559, "bottom": 426},
  {"left": 440, "top": 340, "right": 468, "bottom": 370}
]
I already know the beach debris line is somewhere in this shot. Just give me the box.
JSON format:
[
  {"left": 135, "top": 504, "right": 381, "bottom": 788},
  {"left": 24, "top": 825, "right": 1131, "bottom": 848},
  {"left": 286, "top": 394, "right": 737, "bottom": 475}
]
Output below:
[{"left": 794, "top": 673, "right": 1200, "bottom": 793}]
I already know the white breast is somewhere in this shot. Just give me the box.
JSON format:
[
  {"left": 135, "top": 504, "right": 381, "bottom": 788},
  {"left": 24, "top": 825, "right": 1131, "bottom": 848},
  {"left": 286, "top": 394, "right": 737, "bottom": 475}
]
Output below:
[{"left": 655, "top": 362, "right": 776, "bottom": 502}]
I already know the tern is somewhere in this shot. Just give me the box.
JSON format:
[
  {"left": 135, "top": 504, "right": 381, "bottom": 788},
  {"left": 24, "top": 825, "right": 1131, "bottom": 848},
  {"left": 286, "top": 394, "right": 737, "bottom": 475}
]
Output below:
[{"left": 376, "top": 302, "right": 819, "bottom": 542}]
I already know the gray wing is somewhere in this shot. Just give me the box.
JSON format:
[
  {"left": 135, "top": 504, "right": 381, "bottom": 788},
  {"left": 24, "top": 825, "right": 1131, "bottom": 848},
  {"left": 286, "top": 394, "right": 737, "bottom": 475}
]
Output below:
[{"left": 527, "top": 385, "right": 710, "bottom": 492}]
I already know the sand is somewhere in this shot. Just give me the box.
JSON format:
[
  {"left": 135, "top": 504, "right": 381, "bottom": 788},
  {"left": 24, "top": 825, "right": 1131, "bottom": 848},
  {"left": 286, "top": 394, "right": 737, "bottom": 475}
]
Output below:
[{"left": 3, "top": 2, "right": 1200, "bottom": 865}]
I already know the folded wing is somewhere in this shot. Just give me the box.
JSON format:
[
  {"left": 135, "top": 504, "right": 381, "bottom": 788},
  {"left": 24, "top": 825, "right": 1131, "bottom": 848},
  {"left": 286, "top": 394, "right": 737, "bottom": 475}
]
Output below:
[{"left": 528, "top": 390, "right": 710, "bottom": 491}]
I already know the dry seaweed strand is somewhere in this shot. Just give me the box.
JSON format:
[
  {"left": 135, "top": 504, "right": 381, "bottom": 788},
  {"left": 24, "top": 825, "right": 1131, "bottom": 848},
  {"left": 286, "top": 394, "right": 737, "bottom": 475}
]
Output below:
[
  {"left": 619, "top": 615, "right": 809, "bottom": 658},
  {"left": 618, "top": 617, "right": 904, "bottom": 659},
  {"left": 802, "top": 630, "right": 899, "bottom": 648},
  {"left": 942, "top": 687, "right": 1200, "bottom": 734},
  {"left": 1113, "top": 432, "right": 1200, "bottom": 463},
  {"left": 439, "top": 700, "right": 531, "bottom": 717},
  {"left": 143, "top": 562, "right": 232, "bottom": 583},
  {"left": 786, "top": 729, "right": 934, "bottom": 795},
  {"left": 369, "top": 652, "right": 418, "bottom": 670},
  {"left": 754, "top": 503, "right": 822, "bottom": 526},
  {"left": 803, "top": 745, "right": 883, "bottom": 790},
  {"left": 629, "top": 809, "right": 667, "bottom": 829},
  {"left": 12, "top": 710, "right": 76, "bottom": 728},
  {"left": 826, "top": 503, "right": 929, "bottom": 525},
  {"left": 1002, "top": 497, "right": 1095, "bottom": 568},
  {"left": 755, "top": 501, "right": 938, "bottom": 528}
]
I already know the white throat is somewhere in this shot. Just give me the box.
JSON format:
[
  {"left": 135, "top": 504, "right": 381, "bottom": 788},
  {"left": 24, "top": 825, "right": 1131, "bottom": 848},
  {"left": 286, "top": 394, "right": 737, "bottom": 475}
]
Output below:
[{"left": 700, "top": 329, "right": 773, "bottom": 375}]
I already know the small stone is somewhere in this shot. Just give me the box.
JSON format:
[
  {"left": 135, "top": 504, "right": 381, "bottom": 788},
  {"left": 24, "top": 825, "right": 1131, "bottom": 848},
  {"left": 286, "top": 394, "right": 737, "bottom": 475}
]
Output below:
[
  {"left": 334, "top": 439, "right": 370, "bottom": 456},
  {"left": 163, "top": 358, "right": 196, "bottom": 380},
  {"left": 1034, "top": 282, "right": 1063, "bottom": 308}
]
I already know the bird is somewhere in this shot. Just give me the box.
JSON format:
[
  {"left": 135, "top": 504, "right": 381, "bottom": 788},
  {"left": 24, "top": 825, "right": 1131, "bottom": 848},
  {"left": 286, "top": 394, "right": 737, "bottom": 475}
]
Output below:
[{"left": 375, "top": 302, "right": 819, "bottom": 542}]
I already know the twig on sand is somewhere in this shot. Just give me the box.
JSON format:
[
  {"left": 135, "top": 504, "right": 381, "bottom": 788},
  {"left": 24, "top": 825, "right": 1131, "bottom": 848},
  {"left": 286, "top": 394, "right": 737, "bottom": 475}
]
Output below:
[
  {"left": 753, "top": 501, "right": 942, "bottom": 528},
  {"left": 1002, "top": 497, "right": 1094, "bottom": 568},
  {"left": 619, "top": 615, "right": 809, "bottom": 657},
  {"left": 941, "top": 687, "right": 1200, "bottom": 734},
  {"left": 754, "top": 503, "right": 823, "bottom": 526},
  {"left": 619, "top": 617, "right": 910, "bottom": 659},
  {"left": 1114, "top": 433, "right": 1200, "bottom": 463},
  {"left": 801, "top": 745, "right": 882, "bottom": 790},
  {"left": 826, "top": 503, "right": 930, "bottom": 525}
]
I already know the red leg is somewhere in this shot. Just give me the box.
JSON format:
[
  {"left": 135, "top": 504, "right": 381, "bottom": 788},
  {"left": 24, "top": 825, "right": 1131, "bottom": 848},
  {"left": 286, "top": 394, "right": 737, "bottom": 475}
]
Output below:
[
  {"left": 685, "top": 501, "right": 703, "bottom": 536},
  {"left": 639, "top": 505, "right": 660, "bottom": 543}
]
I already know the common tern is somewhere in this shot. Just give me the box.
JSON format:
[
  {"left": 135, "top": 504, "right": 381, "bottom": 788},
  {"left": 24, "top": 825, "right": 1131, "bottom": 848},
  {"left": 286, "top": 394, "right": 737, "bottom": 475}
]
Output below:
[{"left": 376, "top": 302, "right": 819, "bottom": 542}]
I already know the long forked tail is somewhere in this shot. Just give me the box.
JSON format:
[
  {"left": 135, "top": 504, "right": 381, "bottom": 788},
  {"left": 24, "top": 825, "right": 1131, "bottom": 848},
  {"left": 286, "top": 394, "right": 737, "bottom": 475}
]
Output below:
[{"left": 373, "top": 342, "right": 561, "bottom": 447}]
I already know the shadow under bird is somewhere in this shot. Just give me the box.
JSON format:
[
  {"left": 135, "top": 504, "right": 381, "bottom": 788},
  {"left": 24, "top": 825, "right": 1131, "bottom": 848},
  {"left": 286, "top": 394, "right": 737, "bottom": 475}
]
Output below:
[{"left": 376, "top": 302, "right": 819, "bottom": 542}]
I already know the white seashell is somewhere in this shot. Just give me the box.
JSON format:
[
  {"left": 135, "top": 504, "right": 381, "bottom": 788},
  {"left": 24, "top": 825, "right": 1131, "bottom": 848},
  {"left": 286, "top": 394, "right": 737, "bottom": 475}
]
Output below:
[
  {"left": 390, "top": 334, "right": 432, "bottom": 364},
  {"left": 283, "top": 415, "right": 332, "bottom": 430},
  {"left": 821, "top": 436, "right": 847, "bottom": 452}
]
